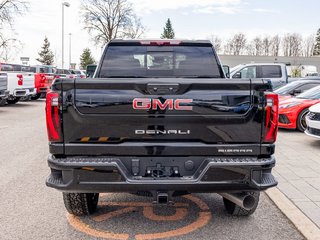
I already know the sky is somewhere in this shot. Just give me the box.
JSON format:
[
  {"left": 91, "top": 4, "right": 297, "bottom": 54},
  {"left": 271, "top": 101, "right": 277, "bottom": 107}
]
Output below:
[{"left": 6, "top": 0, "right": 320, "bottom": 67}]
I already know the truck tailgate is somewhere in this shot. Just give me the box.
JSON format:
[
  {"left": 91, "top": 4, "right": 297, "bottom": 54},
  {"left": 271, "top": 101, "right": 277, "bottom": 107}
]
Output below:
[{"left": 61, "top": 78, "right": 268, "bottom": 156}]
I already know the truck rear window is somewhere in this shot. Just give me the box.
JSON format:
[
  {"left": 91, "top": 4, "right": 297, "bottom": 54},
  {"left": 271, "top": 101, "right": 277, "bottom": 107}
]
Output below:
[{"left": 98, "top": 46, "right": 222, "bottom": 78}]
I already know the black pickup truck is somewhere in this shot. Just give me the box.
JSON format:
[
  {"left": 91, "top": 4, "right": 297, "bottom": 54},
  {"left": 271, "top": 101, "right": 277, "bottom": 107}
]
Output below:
[{"left": 46, "top": 40, "right": 278, "bottom": 217}]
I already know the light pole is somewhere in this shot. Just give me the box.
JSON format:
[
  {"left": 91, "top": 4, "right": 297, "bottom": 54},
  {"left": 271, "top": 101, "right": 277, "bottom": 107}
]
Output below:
[
  {"left": 69, "top": 33, "right": 72, "bottom": 69},
  {"left": 62, "top": 2, "right": 70, "bottom": 69}
]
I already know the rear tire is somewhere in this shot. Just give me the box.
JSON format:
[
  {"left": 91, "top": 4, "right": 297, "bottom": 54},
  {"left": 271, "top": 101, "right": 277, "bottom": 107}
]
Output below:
[
  {"left": 297, "top": 108, "right": 309, "bottom": 132},
  {"left": 7, "top": 97, "right": 20, "bottom": 104},
  {"left": 0, "top": 98, "right": 6, "bottom": 106},
  {"left": 223, "top": 192, "right": 260, "bottom": 216},
  {"left": 30, "top": 93, "right": 41, "bottom": 100},
  {"left": 63, "top": 193, "right": 99, "bottom": 216}
]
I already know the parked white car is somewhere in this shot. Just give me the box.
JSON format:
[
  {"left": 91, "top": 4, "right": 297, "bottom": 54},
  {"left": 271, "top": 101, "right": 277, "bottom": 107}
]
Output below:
[
  {"left": 0, "top": 63, "right": 36, "bottom": 104},
  {"left": 305, "top": 103, "right": 320, "bottom": 139},
  {"left": 230, "top": 63, "right": 288, "bottom": 89}
]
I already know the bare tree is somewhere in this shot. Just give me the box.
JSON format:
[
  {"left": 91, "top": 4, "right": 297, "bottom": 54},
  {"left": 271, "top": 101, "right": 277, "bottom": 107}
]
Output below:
[
  {"left": 224, "top": 33, "right": 247, "bottom": 55},
  {"left": 270, "top": 35, "right": 281, "bottom": 56},
  {"left": 261, "top": 36, "right": 272, "bottom": 56},
  {"left": 232, "top": 33, "right": 247, "bottom": 55},
  {"left": 81, "top": 0, "right": 145, "bottom": 46},
  {"left": 303, "top": 34, "right": 315, "bottom": 57},
  {"left": 282, "top": 33, "right": 302, "bottom": 57},
  {"left": 209, "top": 35, "right": 222, "bottom": 53},
  {"left": 224, "top": 39, "right": 233, "bottom": 55},
  {"left": 251, "top": 37, "right": 263, "bottom": 56},
  {"left": 0, "top": 0, "right": 28, "bottom": 59}
]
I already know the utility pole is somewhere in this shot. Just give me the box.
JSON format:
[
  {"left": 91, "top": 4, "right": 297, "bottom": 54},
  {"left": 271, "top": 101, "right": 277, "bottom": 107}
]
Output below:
[
  {"left": 61, "top": 2, "right": 70, "bottom": 68},
  {"left": 69, "top": 33, "right": 72, "bottom": 69}
]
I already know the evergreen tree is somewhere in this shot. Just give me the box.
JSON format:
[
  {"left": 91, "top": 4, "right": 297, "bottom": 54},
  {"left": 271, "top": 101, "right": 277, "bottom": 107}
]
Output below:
[
  {"left": 161, "top": 18, "right": 175, "bottom": 39},
  {"left": 313, "top": 28, "right": 320, "bottom": 56},
  {"left": 36, "top": 36, "right": 54, "bottom": 65},
  {"left": 80, "top": 48, "right": 95, "bottom": 70}
]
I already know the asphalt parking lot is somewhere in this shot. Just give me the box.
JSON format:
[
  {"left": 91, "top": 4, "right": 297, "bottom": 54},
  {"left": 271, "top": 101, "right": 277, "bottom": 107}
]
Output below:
[{"left": 0, "top": 100, "right": 305, "bottom": 240}]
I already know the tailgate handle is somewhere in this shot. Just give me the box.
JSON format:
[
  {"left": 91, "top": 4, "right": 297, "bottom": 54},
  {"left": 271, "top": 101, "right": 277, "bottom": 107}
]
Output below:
[{"left": 147, "top": 84, "right": 180, "bottom": 95}]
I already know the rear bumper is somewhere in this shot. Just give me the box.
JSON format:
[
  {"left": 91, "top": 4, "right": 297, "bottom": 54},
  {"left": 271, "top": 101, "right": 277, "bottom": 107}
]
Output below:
[
  {"left": 12, "top": 88, "right": 36, "bottom": 97},
  {"left": 46, "top": 155, "right": 277, "bottom": 193}
]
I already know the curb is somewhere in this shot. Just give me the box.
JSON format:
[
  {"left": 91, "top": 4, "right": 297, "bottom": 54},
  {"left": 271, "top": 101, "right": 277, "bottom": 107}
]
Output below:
[{"left": 266, "top": 188, "right": 320, "bottom": 240}]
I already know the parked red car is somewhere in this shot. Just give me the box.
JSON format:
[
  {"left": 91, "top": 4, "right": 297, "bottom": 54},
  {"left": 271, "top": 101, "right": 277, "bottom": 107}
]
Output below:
[{"left": 279, "top": 85, "right": 320, "bottom": 131}]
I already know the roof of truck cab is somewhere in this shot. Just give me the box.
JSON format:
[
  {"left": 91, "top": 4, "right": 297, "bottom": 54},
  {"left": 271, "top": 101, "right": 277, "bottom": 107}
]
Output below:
[
  {"left": 108, "top": 39, "right": 213, "bottom": 46},
  {"left": 241, "top": 63, "right": 286, "bottom": 67}
]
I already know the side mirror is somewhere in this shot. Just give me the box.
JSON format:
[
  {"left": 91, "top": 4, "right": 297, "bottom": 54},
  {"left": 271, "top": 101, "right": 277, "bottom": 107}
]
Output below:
[
  {"left": 289, "top": 89, "right": 302, "bottom": 96},
  {"left": 223, "top": 65, "right": 230, "bottom": 78},
  {"left": 233, "top": 71, "right": 242, "bottom": 79},
  {"left": 86, "top": 64, "right": 97, "bottom": 78}
]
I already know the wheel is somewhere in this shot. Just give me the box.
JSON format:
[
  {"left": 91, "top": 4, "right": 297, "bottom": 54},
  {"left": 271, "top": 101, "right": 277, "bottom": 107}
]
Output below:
[
  {"left": 223, "top": 192, "right": 260, "bottom": 216},
  {"left": 63, "top": 192, "right": 99, "bottom": 216},
  {"left": 7, "top": 97, "right": 20, "bottom": 104},
  {"left": 30, "top": 93, "right": 41, "bottom": 100},
  {"left": 0, "top": 98, "right": 6, "bottom": 106},
  {"left": 296, "top": 108, "right": 309, "bottom": 132}
]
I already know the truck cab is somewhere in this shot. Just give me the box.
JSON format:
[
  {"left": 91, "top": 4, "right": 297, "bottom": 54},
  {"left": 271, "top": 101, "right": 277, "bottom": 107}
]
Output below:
[{"left": 230, "top": 63, "right": 288, "bottom": 89}]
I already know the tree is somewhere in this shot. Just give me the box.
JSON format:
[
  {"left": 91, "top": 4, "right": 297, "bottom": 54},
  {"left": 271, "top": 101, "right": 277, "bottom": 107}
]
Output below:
[
  {"left": 303, "top": 34, "right": 315, "bottom": 57},
  {"left": 251, "top": 37, "right": 263, "bottom": 56},
  {"left": 270, "top": 35, "right": 281, "bottom": 56},
  {"left": 209, "top": 35, "right": 222, "bottom": 53},
  {"left": 313, "top": 29, "right": 320, "bottom": 56},
  {"left": 282, "top": 33, "right": 302, "bottom": 57},
  {"left": 225, "top": 33, "right": 247, "bottom": 55},
  {"left": 261, "top": 36, "right": 272, "bottom": 56},
  {"left": 161, "top": 18, "right": 175, "bottom": 39},
  {"left": 81, "top": 0, "right": 145, "bottom": 46},
  {"left": 36, "top": 36, "right": 54, "bottom": 65},
  {"left": 80, "top": 48, "right": 95, "bottom": 70},
  {"left": 0, "top": 0, "right": 28, "bottom": 59}
]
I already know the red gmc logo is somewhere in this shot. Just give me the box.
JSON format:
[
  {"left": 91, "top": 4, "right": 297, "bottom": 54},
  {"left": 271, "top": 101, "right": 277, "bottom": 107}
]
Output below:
[{"left": 133, "top": 98, "right": 193, "bottom": 111}]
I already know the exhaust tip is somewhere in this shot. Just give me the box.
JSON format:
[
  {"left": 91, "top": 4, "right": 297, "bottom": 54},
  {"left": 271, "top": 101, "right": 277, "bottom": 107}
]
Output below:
[{"left": 243, "top": 195, "right": 256, "bottom": 210}]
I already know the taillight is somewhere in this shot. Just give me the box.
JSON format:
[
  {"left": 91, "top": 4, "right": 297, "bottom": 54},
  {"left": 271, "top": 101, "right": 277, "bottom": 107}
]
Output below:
[
  {"left": 264, "top": 93, "right": 279, "bottom": 143},
  {"left": 46, "top": 91, "right": 62, "bottom": 142},
  {"left": 40, "top": 74, "right": 47, "bottom": 83},
  {"left": 17, "top": 74, "right": 23, "bottom": 86},
  {"left": 140, "top": 40, "right": 181, "bottom": 46}
]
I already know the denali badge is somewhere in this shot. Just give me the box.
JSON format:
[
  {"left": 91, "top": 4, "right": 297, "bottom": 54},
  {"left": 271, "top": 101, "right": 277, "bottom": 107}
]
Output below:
[
  {"left": 218, "top": 149, "right": 253, "bottom": 153},
  {"left": 135, "top": 130, "right": 191, "bottom": 135},
  {"left": 133, "top": 98, "right": 193, "bottom": 111}
]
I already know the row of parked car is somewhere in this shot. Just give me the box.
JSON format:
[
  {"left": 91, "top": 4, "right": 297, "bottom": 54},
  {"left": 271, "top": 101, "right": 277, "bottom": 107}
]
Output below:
[
  {"left": 0, "top": 63, "right": 86, "bottom": 105},
  {"left": 228, "top": 63, "right": 320, "bottom": 139},
  {"left": 274, "top": 77, "right": 320, "bottom": 139}
]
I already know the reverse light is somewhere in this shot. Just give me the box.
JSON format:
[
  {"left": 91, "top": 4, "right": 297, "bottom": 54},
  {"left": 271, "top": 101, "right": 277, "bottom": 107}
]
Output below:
[
  {"left": 46, "top": 91, "right": 62, "bottom": 142},
  {"left": 17, "top": 74, "right": 23, "bottom": 86},
  {"left": 264, "top": 93, "right": 279, "bottom": 143}
]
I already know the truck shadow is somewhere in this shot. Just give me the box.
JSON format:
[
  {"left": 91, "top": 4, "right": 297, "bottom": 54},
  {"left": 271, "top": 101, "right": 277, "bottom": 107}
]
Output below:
[{"left": 65, "top": 192, "right": 303, "bottom": 240}]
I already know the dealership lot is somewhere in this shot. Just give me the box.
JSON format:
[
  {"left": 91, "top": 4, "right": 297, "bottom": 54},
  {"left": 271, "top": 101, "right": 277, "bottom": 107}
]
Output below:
[{"left": 0, "top": 100, "right": 309, "bottom": 239}]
